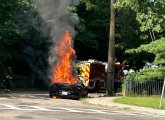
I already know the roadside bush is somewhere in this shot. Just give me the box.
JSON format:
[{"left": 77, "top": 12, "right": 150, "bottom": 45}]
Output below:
[
  {"left": 122, "top": 38, "right": 165, "bottom": 95},
  {"left": 129, "top": 67, "right": 165, "bottom": 81}
]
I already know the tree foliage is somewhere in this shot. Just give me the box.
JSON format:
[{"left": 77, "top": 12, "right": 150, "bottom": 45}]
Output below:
[
  {"left": 115, "top": 0, "right": 165, "bottom": 34},
  {"left": 1, "top": 0, "right": 164, "bottom": 88},
  {"left": 75, "top": 0, "right": 144, "bottom": 61},
  {"left": 0, "top": 0, "right": 49, "bottom": 87},
  {"left": 75, "top": 0, "right": 110, "bottom": 60},
  {"left": 125, "top": 37, "right": 165, "bottom": 82},
  {"left": 132, "top": 67, "right": 165, "bottom": 81},
  {"left": 126, "top": 38, "right": 165, "bottom": 65}
]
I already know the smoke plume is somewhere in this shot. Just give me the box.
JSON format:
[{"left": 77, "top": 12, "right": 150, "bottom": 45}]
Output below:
[{"left": 34, "top": 0, "right": 79, "bottom": 84}]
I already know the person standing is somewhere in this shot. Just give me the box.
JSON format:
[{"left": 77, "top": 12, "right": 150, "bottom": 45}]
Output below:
[{"left": 3, "top": 67, "right": 13, "bottom": 92}]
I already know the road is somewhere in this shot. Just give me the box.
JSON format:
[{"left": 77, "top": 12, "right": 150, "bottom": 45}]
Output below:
[{"left": 0, "top": 91, "right": 164, "bottom": 120}]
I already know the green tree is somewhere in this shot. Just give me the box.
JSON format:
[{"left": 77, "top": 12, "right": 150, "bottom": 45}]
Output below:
[
  {"left": 125, "top": 38, "right": 165, "bottom": 81},
  {"left": 75, "top": 0, "right": 109, "bottom": 60},
  {"left": 115, "top": 0, "right": 165, "bottom": 40},
  {"left": 0, "top": 0, "right": 23, "bottom": 72},
  {"left": 75, "top": 0, "right": 146, "bottom": 62},
  {"left": 0, "top": 0, "right": 49, "bottom": 87},
  {"left": 126, "top": 38, "right": 165, "bottom": 65}
]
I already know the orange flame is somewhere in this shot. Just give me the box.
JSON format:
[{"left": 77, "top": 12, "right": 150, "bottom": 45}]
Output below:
[{"left": 52, "top": 31, "right": 77, "bottom": 84}]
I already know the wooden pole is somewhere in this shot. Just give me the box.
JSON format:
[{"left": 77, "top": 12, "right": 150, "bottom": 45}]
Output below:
[{"left": 106, "top": 0, "right": 115, "bottom": 96}]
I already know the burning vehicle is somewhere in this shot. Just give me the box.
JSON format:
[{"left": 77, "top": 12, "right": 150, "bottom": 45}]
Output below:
[
  {"left": 49, "top": 31, "right": 88, "bottom": 99},
  {"left": 49, "top": 82, "right": 88, "bottom": 99}
]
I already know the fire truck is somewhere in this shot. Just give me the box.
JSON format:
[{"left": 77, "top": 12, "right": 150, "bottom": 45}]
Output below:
[
  {"left": 75, "top": 59, "right": 123, "bottom": 92},
  {"left": 75, "top": 59, "right": 106, "bottom": 92}
]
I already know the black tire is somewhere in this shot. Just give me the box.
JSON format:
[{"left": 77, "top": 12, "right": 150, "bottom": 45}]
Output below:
[
  {"left": 82, "top": 91, "right": 88, "bottom": 98},
  {"left": 49, "top": 93, "right": 54, "bottom": 98},
  {"left": 94, "top": 81, "right": 100, "bottom": 93}
]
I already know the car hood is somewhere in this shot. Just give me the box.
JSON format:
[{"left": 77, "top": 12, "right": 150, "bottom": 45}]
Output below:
[{"left": 50, "top": 83, "right": 79, "bottom": 91}]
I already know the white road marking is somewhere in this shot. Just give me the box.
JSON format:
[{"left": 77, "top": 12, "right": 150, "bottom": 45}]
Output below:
[
  {"left": 52, "top": 107, "right": 82, "bottom": 113},
  {"left": 14, "top": 105, "right": 53, "bottom": 111},
  {"left": 72, "top": 108, "right": 108, "bottom": 114},
  {"left": 3, "top": 105, "right": 21, "bottom": 110},
  {"left": 30, "top": 106, "right": 54, "bottom": 111},
  {"left": 0, "top": 105, "right": 11, "bottom": 110},
  {"left": 0, "top": 104, "right": 164, "bottom": 118}
]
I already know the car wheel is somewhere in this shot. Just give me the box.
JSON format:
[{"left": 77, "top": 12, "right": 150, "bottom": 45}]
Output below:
[
  {"left": 49, "top": 93, "right": 54, "bottom": 98},
  {"left": 94, "top": 81, "right": 100, "bottom": 93},
  {"left": 82, "top": 91, "right": 88, "bottom": 98}
]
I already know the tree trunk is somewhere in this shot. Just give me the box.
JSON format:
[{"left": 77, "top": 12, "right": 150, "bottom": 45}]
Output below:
[{"left": 106, "top": 0, "right": 115, "bottom": 96}]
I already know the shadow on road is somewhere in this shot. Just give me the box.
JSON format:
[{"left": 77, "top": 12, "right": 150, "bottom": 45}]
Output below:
[{"left": 0, "top": 89, "right": 49, "bottom": 99}]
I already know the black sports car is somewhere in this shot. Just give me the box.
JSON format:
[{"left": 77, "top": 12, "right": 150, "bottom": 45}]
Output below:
[{"left": 49, "top": 82, "right": 88, "bottom": 100}]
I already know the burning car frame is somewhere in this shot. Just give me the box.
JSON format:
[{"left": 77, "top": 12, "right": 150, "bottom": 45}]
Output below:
[
  {"left": 49, "top": 31, "right": 88, "bottom": 99},
  {"left": 49, "top": 81, "right": 88, "bottom": 100}
]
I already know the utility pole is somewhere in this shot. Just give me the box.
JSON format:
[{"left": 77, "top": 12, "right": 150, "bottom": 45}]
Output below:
[{"left": 106, "top": 0, "right": 115, "bottom": 96}]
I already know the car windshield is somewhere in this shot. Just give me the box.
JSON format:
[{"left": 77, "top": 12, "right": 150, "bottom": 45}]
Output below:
[{"left": 75, "top": 81, "right": 84, "bottom": 86}]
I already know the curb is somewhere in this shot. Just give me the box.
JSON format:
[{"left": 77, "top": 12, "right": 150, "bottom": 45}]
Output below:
[{"left": 84, "top": 97, "right": 165, "bottom": 116}]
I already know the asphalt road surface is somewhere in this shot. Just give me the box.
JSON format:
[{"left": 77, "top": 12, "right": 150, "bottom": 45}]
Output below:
[{"left": 0, "top": 91, "right": 164, "bottom": 120}]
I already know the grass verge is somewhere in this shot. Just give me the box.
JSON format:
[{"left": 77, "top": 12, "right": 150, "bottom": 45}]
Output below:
[{"left": 114, "top": 96, "right": 165, "bottom": 110}]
